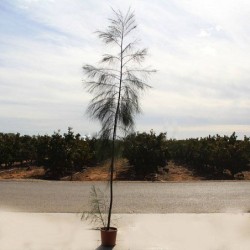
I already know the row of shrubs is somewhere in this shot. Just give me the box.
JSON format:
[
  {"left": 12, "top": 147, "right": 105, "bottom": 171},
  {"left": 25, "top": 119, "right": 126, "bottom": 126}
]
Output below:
[
  {"left": 167, "top": 133, "right": 250, "bottom": 178},
  {"left": 0, "top": 128, "right": 96, "bottom": 178},
  {"left": 1, "top": 129, "right": 250, "bottom": 179}
]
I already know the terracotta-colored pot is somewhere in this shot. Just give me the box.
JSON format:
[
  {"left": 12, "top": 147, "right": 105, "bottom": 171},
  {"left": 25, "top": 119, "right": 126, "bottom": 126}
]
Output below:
[{"left": 100, "top": 227, "right": 117, "bottom": 247}]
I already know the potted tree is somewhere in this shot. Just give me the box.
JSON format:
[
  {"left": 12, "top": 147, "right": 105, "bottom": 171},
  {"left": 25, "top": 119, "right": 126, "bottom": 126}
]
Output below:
[{"left": 83, "top": 8, "right": 155, "bottom": 247}]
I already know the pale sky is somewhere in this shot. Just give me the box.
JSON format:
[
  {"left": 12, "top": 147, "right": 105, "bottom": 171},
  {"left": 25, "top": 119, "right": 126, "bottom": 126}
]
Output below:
[{"left": 1, "top": 0, "right": 250, "bottom": 138}]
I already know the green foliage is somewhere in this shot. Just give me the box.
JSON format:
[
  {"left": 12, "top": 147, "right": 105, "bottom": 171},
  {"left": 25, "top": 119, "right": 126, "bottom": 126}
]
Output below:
[
  {"left": 168, "top": 132, "right": 250, "bottom": 178},
  {"left": 17, "top": 135, "right": 37, "bottom": 165},
  {"left": 123, "top": 130, "right": 169, "bottom": 177},
  {"left": 44, "top": 128, "right": 93, "bottom": 179},
  {"left": 44, "top": 130, "right": 69, "bottom": 178},
  {"left": 1, "top": 129, "right": 249, "bottom": 180},
  {"left": 0, "top": 133, "right": 36, "bottom": 168},
  {"left": 36, "top": 135, "right": 50, "bottom": 166},
  {"left": 0, "top": 128, "right": 96, "bottom": 179},
  {"left": 0, "top": 133, "right": 15, "bottom": 167}
]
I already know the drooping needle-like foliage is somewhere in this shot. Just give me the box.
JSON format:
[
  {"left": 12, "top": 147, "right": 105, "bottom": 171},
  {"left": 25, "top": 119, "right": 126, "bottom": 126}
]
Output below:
[{"left": 83, "top": 8, "right": 155, "bottom": 229}]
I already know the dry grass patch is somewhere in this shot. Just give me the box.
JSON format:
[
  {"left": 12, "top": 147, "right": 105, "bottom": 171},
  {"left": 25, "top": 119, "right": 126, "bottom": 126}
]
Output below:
[
  {"left": 62, "top": 159, "right": 129, "bottom": 181},
  {"left": 0, "top": 160, "right": 249, "bottom": 181},
  {"left": 0, "top": 166, "right": 45, "bottom": 179}
]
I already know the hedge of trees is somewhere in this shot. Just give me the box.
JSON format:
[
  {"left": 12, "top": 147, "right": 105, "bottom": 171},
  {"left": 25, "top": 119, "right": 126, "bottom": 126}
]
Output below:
[
  {"left": 1, "top": 129, "right": 250, "bottom": 179},
  {"left": 0, "top": 132, "right": 37, "bottom": 168},
  {"left": 123, "top": 130, "right": 169, "bottom": 177},
  {"left": 0, "top": 128, "right": 96, "bottom": 179},
  {"left": 167, "top": 132, "right": 250, "bottom": 178}
]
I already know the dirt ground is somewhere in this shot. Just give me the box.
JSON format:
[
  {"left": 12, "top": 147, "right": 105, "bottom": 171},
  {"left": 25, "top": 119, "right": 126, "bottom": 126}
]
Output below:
[
  {"left": 0, "top": 167, "right": 45, "bottom": 180},
  {"left": 0, "top": 160, "right": 250, "bottom": 181}
]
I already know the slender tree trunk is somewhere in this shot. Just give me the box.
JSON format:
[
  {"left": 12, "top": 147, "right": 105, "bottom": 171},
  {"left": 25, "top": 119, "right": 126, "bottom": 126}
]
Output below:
[
  {"left": 107, "top": 133, "right": 115, "bottom": 229},
  {"left": 106, "top": 25, "right": 124, "bottom": 230}
]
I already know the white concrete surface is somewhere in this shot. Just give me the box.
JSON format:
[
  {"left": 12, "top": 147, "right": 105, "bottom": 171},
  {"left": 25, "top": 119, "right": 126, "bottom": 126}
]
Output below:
[{"left": 0, "top": 212, "right": 249, "bottom": 250}]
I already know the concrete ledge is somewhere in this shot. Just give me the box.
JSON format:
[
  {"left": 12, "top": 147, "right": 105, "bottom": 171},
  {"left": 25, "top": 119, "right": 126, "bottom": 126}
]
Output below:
[{"left": 0, "top": 212, "right": 250, "bottom": 249}]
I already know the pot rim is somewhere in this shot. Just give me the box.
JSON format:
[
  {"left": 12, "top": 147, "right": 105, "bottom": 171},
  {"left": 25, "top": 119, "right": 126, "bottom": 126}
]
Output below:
[{"left": 100, "top": 227, "right": 117, "bottom": 232}]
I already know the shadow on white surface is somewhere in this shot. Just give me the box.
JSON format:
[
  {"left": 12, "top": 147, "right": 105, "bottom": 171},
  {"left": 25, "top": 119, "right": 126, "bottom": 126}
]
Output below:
[{"left": 95, "top": 246, "right": 114, "bottom": 250}]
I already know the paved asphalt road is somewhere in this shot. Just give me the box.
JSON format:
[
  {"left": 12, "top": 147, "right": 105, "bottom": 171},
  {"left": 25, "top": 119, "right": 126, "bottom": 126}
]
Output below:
[{"left": 0, "top": 180, "right": 249, "bottom": 213}]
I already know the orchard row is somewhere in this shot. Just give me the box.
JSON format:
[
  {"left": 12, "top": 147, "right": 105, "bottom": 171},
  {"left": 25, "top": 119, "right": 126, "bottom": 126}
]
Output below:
[{"left": 1, "top": 129, "right": 249, "bottom": 179}]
